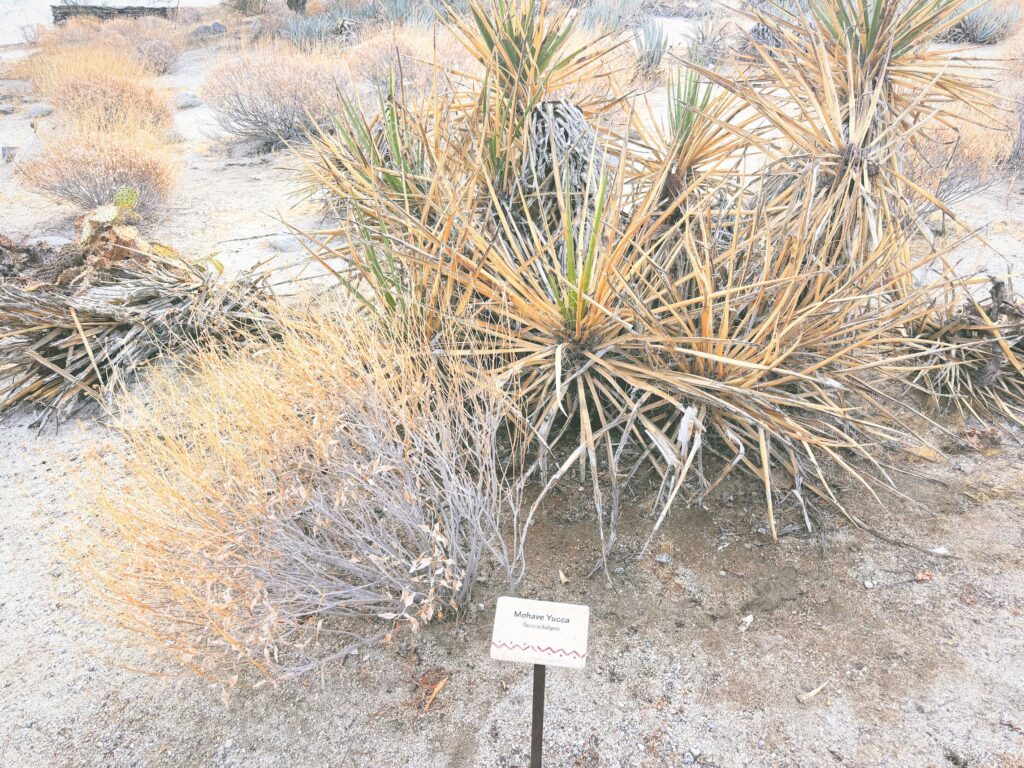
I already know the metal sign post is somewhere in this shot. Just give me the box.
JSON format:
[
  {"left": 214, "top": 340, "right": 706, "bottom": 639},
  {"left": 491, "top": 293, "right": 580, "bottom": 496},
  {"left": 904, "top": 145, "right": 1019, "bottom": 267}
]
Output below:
[
  {"left": 490, "top": 597, "right": 590, "bottom": 767},
  {"left": 531, "top": 663, "right": 545, "bottom": 768}
]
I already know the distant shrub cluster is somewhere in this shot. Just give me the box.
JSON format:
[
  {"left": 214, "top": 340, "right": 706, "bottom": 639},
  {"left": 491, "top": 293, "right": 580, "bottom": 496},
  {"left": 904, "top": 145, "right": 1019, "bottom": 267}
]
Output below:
[
  {"left": 36, "top": 17, "right": 186, "bottom": 75},
  {"left": 15, "top": 27, "right": 180, "bottom": 212}
]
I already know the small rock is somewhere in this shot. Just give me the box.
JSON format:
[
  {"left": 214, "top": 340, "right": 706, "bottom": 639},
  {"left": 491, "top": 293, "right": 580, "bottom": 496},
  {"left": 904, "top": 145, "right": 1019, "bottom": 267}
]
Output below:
[
  {"left": 25, "top": 104, "right": 53, "bottom": 119},
  {"left": 190, "top": 21, "right": 226, "bottom": 40},
  {"left": 174, "top": 92, "right": 202, "bottom": 110},
  {"left": 683, "top": 752, "right": 696, "bottom": 765},
  {"left": 0, "top": 104, "right": 15, "bottom": 115},
  {"left": 863, "top": 579, "right": 876, "bottom": 590},
  {"left": 654, "top": 553, "right": 673, "bottom": 565}
]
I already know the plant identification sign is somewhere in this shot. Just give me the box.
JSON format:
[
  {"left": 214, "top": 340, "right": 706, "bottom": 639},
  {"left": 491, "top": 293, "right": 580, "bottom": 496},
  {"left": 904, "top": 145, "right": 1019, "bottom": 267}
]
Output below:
[{"left": 490, "top": 597, "right": 590, "bottom": 670}]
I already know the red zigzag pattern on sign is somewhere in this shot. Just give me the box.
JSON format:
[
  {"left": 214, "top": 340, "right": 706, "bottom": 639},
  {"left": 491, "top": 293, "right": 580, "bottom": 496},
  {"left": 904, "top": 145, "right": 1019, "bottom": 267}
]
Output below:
[{"left": 491, "top": 641, "right": 587, "bottom": 659}]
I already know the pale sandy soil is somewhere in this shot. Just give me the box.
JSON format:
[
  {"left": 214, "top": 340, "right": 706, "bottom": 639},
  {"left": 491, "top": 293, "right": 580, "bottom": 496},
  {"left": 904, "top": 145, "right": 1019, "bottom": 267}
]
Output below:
[{"left": 1, "top": 13, "right": 1024, "bottom": 768}]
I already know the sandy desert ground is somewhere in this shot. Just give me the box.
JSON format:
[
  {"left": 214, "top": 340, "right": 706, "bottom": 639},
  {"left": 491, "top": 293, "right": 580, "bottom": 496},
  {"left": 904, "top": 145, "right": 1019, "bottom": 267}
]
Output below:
[{"left": 1, "top": 7, "right": 1024, "bottom": 768}]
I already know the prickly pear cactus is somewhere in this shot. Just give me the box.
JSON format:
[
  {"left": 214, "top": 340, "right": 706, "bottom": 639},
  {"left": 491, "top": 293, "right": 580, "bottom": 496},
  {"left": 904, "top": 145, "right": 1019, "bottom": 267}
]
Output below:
[{"left": 113, "top": 187, "right": 140, "bottom": 211}]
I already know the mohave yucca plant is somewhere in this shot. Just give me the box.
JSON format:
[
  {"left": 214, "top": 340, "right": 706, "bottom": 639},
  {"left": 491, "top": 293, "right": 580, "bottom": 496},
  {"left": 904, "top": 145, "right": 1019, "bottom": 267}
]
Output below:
[
  {"left": 718, "top": 0, "right": 998, "bottom": 289},
  {"left": 299, "top": 0, "right": 1012, "bottom": 557}
]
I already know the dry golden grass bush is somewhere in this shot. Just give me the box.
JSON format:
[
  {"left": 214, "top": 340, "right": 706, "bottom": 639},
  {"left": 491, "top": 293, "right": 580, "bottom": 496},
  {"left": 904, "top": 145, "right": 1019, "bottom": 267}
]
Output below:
[
  {"left": 203, "top": 46, "right": 351, "bottom": 146},
  {"left": 33, "top": 17, "right": 110, "bottom": 48},
  {"left": 133, "top": 37, "right": 184, "bottom": 76},
  {"left": 77, "top": 306, "right": 524, "bottom": 683},
  {"left": 18, "top": 43, "right": 151, "bottom": 93},
  {"left": 49, "top": 74, "right": 172, "bottom": 133},
  {"left": 17, "top": 39, "right": 173, "bottom": 132},
  {"left": 18, "top": 130, "right": 177, "bottom": 212},
  {"left": 31, "top": 18, "right": 185, "bottom": 76}
]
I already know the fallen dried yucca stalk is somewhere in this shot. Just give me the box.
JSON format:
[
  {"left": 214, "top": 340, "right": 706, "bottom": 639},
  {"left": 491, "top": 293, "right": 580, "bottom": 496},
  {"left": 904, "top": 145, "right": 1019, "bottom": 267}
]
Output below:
[
  {"left": 0, "top": 210, "right": 276, "bottom": 426},
  {"left": 909, "top": 278, "right": 1024, "bottom": 426}
]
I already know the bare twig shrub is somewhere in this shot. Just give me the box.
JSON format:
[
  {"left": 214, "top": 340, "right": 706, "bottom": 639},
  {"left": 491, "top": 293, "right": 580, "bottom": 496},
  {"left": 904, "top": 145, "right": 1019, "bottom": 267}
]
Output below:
[
  {"left": 18, "top": 131, "right": 176, "bottom": 211},
  {"left": 347, "top": 31, "right": 436, "bottom": 94},
  {"left": 204, "top": 48, "right": 350, "bottom": 146},
  {"left": 134, "top": 38, "right": 182, "bottom": 75},
  {"left": 76, "top": 308, "right": 524, "bottom": 683}
]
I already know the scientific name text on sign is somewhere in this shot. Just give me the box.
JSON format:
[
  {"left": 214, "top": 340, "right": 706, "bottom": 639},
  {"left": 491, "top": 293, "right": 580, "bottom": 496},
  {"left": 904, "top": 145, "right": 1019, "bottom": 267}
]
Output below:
[{"left": 490, "top": 596, "right": 590, "bottom": 670}]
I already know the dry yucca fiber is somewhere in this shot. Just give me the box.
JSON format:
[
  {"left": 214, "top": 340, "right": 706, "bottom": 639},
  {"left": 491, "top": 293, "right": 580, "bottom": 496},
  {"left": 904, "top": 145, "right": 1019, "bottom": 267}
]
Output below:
[
  {"left": 0, "top": 208, "right": 276, "bottom": 427},
  {"left": 909, "top": 278, "right": 1024, "bottom": 426}
]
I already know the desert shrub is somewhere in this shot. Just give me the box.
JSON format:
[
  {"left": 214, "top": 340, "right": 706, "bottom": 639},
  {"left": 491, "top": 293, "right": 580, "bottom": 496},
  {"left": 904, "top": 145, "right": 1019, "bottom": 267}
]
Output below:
[
  {"left": 633, "top": 19, "right": 668, "bottom": 78},
  {"left": 347, "top": 32, "right": 436, "bottom": 93},
  {"left": 1009, "top": 94, "right": 1024, "bottom": 171},
  {"left": 940, "top": 0, "right": 1020, "bottom": 44},
  {"left": 134, "top": 37, "right": 181, "bottom": 74},
  {"left": 319, "top": 0, "right": 382, "bottom": 22},
  {"left": 108, "top": 17, "right": 187, "bottom": 73},
  {"left": 658, "top": 0, "right": 714, "bottom": 18},
  {"left": 19, "top": 41, "right": 174, "bottom": 132},
  {"left": 203, "top": 48, "right": 350, "bottom": 146},
  {"left": 380, "top": 0, "right": 464, "bottom": 25},
  {"left": 577, "top": 0, "right": 630, "bottom": 30},
  {"left": 578, "top": 0, "right": 647, "bottom": 30},
  {"left": 30, "top": 19, "right": 184, "bottom": 76},
  {"left": 34, "top": 18, "right": 107, "bottom": 48},
  {"left": 78, "top": 309, "right": 524, "bottom": 682},
  {"left": 47, "top": 74, "right": 172, "bottom": 133},
  {"left": 278, "top": 11, "right": 362, "bottom": 50},
  {"left": 688, "top": 16, "right": 726, "bottom": 66},
  {"left": 18, "top": 43, "right": 151, "bottom": 93},
  {"left": 18, "top": 130, "right": 176, "bottom": 212}
]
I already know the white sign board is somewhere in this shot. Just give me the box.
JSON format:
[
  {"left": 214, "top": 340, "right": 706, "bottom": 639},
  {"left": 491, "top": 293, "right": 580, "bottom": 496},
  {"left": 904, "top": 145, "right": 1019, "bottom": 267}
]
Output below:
[{"left": 490, "top": 597, "right": 590, "bottom": 670}]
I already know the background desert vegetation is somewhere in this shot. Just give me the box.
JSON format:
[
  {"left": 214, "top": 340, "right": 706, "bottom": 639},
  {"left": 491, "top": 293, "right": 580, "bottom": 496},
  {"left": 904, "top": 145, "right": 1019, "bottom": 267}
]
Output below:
[{"left": 2, "top": 0, "right": 1024, "bottom": 765}]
